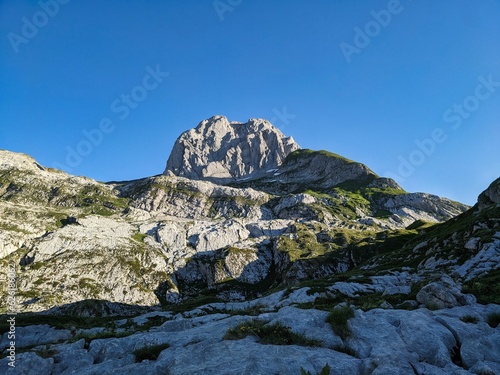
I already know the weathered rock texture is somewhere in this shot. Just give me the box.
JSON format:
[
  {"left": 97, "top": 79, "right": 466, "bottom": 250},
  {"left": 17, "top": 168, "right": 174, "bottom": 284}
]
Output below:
[
  {"left": 0, "top": 118, "right": 475, "bottom": 313},
  {"left": 164, "top": 115, "right": 300, "bottom": 183},
  {"left": 1, "top": 290, "right": 498, "bottom": 375},
  {"left": 0, "top": 116, "right": 499, "bottom": 374}
]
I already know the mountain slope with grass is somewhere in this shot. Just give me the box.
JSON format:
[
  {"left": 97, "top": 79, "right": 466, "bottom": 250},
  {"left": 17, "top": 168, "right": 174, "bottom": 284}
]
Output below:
[
  {"left": 0, "top": 117, "right": 498, "bottom": 374},
  {"left": 0, "top": 117, "right": 468, "bottom": 312}
]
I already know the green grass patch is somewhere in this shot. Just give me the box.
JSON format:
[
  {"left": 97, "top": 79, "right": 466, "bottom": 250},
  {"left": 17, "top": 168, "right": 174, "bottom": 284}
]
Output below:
[
  {"left": 224, "top": 320, "right": 322, "bottom": 347},
  {"left": 277, "top": 224, "right": 336, "bottom": 261},
  {"left": 462, "top": 269, "right": 500, "bottom": 305},
  {"left": 326, "top": 306, "right": 354, "bottom": 340},
  {"left": 131, "top": 233, "right": 148, "bottom": 242},
  {"left": 0, "top": 312, "right": 120, "bottom": 335},
  {"left": 285, "top": 149, "right": 355, "bottom": 165},
  {"left": 406, "top": 220, "right": 436, "bottom": 230},
  {"left": 373, "top": 209, "right": 393, "bottom": 219}
]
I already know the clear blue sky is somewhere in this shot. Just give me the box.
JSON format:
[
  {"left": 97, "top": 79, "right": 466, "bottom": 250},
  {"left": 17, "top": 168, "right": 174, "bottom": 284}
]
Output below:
[{"left": 1, "top": 0, "right": 499, "bottom": 205}]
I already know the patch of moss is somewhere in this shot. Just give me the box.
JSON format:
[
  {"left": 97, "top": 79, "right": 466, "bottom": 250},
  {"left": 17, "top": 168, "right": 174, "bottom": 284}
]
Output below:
[
  {"left": 131, "top": 233, "right": 148, "bottom": 242},
  {"left": 78, "top": 278, "right": 101, "bottom": 297},
  {"left": 285, "top": 149, "right": 355, "bottom": 165},
  {"left": 406, "top": 220, "right": 436, "bottom": 231},
  {"left": 373, "top": 209, "right": 393, "bottom": 219}
]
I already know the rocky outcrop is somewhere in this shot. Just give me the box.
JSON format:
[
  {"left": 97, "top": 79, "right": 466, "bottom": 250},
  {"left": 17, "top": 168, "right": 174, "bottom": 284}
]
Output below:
[
  {"left": 119, "top": 174, "right": 269, "bottom": 221},
  {"left": 383, "top": 192, "right": 469, "bottom": 225},
  {"left": 164, "top": 116, "right": 299, "bottom": 183},
  {"left": 274, "top": 149, "right": 377, "bottom": 188},
  {"left": 1, "top": 286, "right": 499, "bottom": 375},
  {"left": 478, "top": 177, "right": 500, "bottom": 208},
  {"left": 416, "top": 275, "right": 476, "bottom": 309},
  {"left": 454, "top": 239, "right": 500, "bottom": 281}
]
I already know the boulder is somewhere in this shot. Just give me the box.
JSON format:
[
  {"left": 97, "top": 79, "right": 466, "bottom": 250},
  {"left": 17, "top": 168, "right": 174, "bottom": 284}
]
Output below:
[
  {"left": 416, "top": 275, "right": 476, "bottom": 309},
  {"left": 0, "top": 325, "right": 72, "bottom": 350},
  {"left": 0, "top": 351, "right": 53, "bottom": 375},
  {"left": 187, "top": 220, "right": 250, "bottom": 252}
]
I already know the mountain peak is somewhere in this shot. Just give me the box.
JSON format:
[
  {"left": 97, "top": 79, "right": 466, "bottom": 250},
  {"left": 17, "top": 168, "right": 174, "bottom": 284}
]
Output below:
[
  {"left": 0, "top": 149, "right": 46, "bottom": 172},
  {"left": 164, "top": 116, "right": 300, "bottom": 183}
]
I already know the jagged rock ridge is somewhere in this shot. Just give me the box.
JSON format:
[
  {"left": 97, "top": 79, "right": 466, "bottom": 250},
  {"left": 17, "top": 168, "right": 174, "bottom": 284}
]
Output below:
[{"left": 164, "top": 115, "right": 300, "bottom": 183}]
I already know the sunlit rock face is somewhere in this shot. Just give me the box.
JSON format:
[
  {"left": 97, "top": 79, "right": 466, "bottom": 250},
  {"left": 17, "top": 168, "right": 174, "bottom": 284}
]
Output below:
[{"left": 164, "top": 115, "right": 300, "bottom": 183}]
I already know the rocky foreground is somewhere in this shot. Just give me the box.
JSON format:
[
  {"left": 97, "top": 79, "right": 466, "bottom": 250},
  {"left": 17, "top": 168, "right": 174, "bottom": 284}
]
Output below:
[{"left": 1, "top": 274, "right": 499, "bottom": 374}]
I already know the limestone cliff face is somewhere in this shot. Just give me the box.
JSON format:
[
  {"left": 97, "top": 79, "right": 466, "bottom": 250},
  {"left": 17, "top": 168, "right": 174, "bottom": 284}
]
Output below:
[{"left": 164, "top": 116, "right": 300, "bottom": 183}]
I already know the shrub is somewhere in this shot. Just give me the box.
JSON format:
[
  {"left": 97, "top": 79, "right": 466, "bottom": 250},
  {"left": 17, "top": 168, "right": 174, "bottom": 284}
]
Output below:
[
  {"left": 486, "top": 312, "right": 500, "bottom": 328},
  {"left": 326, "top": 306, "right": 354, "bottom": 339},
  {"left": 224, "top": 320, "right": 322, "bottom": 347},
  {"left": 460, "top": 315, "right": 479, "bottom": 324},
  {"left": 224, "top": 319, "right": 267, "bottom": 340},
  {"left": 133, "top": 343, "right": 170, "bottom": 362}
]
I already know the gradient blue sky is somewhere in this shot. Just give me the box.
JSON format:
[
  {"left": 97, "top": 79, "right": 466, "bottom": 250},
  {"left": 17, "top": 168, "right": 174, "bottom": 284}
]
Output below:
[{"left": 1, "top": 0, "right": 499, "bottom": 205}]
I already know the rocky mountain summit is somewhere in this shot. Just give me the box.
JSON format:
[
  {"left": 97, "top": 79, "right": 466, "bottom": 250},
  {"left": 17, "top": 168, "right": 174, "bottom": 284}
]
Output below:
[
  {"left": 164, "top": 115, "right": 300, "bottom": 183},
  {"left": 0, "top": 117, "right": 498, "bottom": 374}
]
